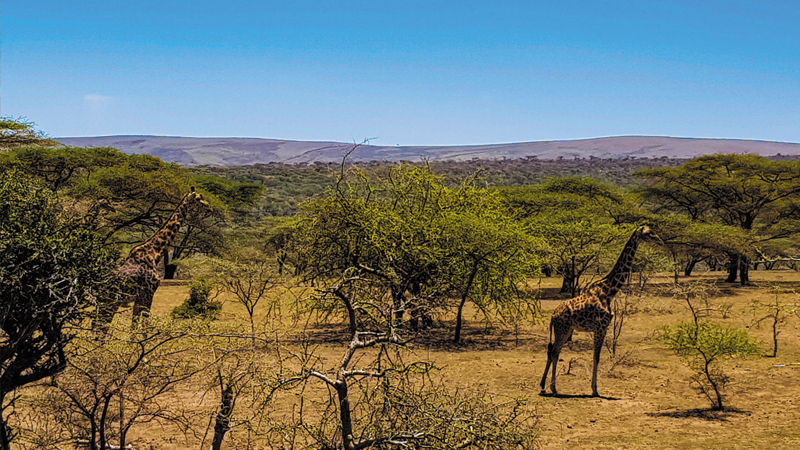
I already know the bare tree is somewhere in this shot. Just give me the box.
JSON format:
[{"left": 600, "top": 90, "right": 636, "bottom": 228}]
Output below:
[
  {"left": 213, "top": 247, "right": 283, "bottom": 337},
  {"left": 47, "top": 319, "right": 213, "bottom": 450},
  {"left": 272, "top": 330, "right": 539, "bottom": 450}
]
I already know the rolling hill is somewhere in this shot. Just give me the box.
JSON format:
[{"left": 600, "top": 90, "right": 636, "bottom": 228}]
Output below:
[{"left": 56, "top": 135, "right": 800, "bottom": 166}]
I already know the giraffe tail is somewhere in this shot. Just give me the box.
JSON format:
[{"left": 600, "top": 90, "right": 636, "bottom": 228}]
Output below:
[{"left": 547, "top": 319, "right": 554, "bottom": 354}]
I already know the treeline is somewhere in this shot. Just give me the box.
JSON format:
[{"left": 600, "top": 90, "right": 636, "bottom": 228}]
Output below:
[{"left": 192, "top": 156, "right": 691, "bottom": 216}]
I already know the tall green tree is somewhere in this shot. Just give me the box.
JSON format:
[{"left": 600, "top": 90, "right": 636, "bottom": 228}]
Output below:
[
  {"left": 501, "top": 178, "right": 638, "bottom": 295},
  {"left": 0, "top": 172, "right": 118, "bottom": 449},
  {"left": 0, "top": 145, "right": 263, "bottom": 275},
  {"left": 293, "top": 164, "right": 537, "bottom": 340},
  {"left": 636, "top": 154, "right": 800, "bottom": 284}
]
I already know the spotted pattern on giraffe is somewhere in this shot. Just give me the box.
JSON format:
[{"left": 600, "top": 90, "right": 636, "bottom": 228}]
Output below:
[
  {"left": 95, "top": 189, "right": 211, "bottom": 330},
  {"left": 539, "top": 225, "right": 661, "bottom": 397}
]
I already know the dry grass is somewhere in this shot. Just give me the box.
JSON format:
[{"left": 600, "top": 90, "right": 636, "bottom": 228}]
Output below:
[{"left": 18, "top": 272, "right": 800, "bottom": 449}]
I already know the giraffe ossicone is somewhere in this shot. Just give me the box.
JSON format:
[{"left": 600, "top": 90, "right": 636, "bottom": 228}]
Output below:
[{"left": 539, "top": 225, "right": 660, "bottom": 397}]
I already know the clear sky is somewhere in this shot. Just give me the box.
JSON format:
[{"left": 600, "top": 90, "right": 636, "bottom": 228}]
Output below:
[{"left": 2, "top": 1, "right": 798, "bottom": 145}]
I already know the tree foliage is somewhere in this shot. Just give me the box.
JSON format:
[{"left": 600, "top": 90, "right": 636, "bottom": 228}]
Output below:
[
  {"left": 0, "top": 144, "right": 263, "bottom": 269},
  {"left": 501, "top": 177, "right": 640, "bottom": 295},
  {"left": 660, "top": 322, "right": 760, "bottom": 410},
  {"left": 0, "top": 172, "right": 118, "bottom": 448},
  {"left": 292, "top": 164, "right": 538, "bottom": 339},
  {"left": 0, "top": 118, "right": 59, "bottom": 150},
  {"left": 636, "top": 154, "right": 800, "bottom": 283},
  {"left": 171, "top": 278, "right": 221, "bottom": 320}
]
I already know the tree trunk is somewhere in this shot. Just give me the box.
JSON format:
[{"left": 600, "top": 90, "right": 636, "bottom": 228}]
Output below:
[
  {"left": 684, "top": 258, "right": 698, "bottom": 277},
  {"left": 335, "top": 380, "right": 354, "bottom": 450},
  {"left": 0, "top": 394, "right": 10, "bottom": 450},
  {"left": 454, "top": 263, "right": 479, "bottom": 343},
  {"left": 771, "top": 316, "right": 779, "bottom": 358},
  {"left": 454, "top": 296, "right": 468, "bottom": 344},
  {"left": 739, "top": 255, "right": 750, "bottom": 286},
  {"left": 211, "top": 383, "right": 234, "bottom": 450},
  {"left": 336, "top": 291, "right": 357, "bottom": 338},
  {"left": 391, "top": 286, "right": 405, "bottom": 327},
  {"left": 559, "top": 267, "right": 578, "bottom": 296},
  {"left": 725, "top": 254, "right": 739, "bottom": 283},
  {"left": 164, "top": 264, "right": 178, "bottom": 279}
]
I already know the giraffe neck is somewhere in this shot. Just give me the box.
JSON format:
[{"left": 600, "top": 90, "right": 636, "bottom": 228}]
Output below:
[
  {"left": 128, "top": 200, "right": 190, "bottom": 268},
  {"left": 600, "top": 231, "right": 641, "bottom": 299}
]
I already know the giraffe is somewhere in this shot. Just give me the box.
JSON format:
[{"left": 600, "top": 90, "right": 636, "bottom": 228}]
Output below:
[
  {"left": 539, "top": 225, "right": 659, "bottom": 397},
  {"left": 96, "top": 188, "right": 211, "bottom": 328}
]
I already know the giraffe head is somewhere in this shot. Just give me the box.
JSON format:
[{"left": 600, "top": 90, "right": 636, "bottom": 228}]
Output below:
[
  {"left": 636, "top": 225, "right": 663, "bottom": 246},
  {"left": 183, "top": 187, "right": 212, "bottom": 213}
]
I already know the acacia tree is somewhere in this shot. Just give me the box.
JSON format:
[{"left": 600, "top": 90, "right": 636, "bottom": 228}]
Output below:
[
  {"left": 292, "top": 164, "right": 537, "bottom": 340},
  {"left": 0, "top": 144, "right": 263, "bottom": 276},
  {"left": 276, "top": 331, "right": 538, "bottom": 450},
  {"left": 0, "top": 172, "right": 118, "bottom": 449},
  {"left": 437, "top": 210, "right": 538, "bottom": 343},
  {"left": 659, "top": 283, "right": 761, "bottom": 411},
  {"left": 501, "top": 178, "right": 637, "bottom": 295},
  {"left": 47, "top": 319, "right": 214, "bottom": 450},
  {"left": 0, "top": 118, "right": 59, "bottom": 149},
  {"left": 636, "top": 154, "right": 800, "bottom": 285},
  {"left": 212, "top": 246, "right": 283, "bottom": 337}
]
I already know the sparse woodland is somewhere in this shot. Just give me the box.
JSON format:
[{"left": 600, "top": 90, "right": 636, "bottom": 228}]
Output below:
[{"left": 3, "top": 119, "right": 800, "bottom": 449}]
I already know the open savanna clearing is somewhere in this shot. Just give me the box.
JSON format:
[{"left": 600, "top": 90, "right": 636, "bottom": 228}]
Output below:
[
  {"left": 123, "top": 270, "right": 800, "bottom": 449},
  {"left": 12, "top": 271, "right": 799, "bottom": 450}
]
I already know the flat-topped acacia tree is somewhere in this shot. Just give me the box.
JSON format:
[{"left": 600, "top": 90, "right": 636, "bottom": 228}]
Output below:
[{"left": 636, "top": 154, "right": 800, "bottom": 285}]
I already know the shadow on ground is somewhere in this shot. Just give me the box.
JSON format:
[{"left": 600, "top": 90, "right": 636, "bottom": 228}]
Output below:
[
  {"left": 538, "top": 392, "right": 620, "bottom": 401},
  {"left": 647, "top": 407, "right": 750, "bottom": 421}
]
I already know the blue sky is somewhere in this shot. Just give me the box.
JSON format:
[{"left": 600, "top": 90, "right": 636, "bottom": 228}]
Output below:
[{"left": 2, "top": 1, "right": 798, "bottom": 145}]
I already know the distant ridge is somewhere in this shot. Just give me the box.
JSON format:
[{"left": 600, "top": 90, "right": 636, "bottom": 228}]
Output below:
[{"left": 56, "top": 135, "right": 800, "bottom": 167}]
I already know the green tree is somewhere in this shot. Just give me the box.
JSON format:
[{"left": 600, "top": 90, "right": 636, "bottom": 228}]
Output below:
[
  {"left": 636, "top": 154, "right": 800, "bottom": 284},
  {"left": 0, "top": 118, "right": 59, "bottom": 149},
  {"left": 293, "top": 164, "right": 537, "bottom": 340},
  {"left": 501, "top": 178, "right": 637, "bottom": 295},
  {"left": 660, "top": 322, "right": 760, "bottom": 410},
  {"left": 172, "top": 278, "right": 221, "bottom": 320},
  {"left": 212, "top": 247, "right": 283, "bottom": 337},
  {"left": 659, "top": 282, "right": 761, "bottom": 411},
  {"left": 0, "top": 172, "right": 118, "bottom": 449},
  {"left": 0, "top": 144, "right": 263, "bottom": 275}
]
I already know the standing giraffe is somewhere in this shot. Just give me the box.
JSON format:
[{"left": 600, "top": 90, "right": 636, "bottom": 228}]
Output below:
[
  {"left": 540, "top": 225, "right": 659, "bottom": 397},
  {"left": 96, "top": 188, "right": 211, "bottom": 328}
]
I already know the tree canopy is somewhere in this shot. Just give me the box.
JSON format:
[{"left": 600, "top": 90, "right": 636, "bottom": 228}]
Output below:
[
  {"left": 500, "top": 177, "right": 641, "bottom": 295},
  {"left": 0, "top": 118, "right": 59, "bottom": 149},
  {"left": 636, "top": 154, "right": 800, "bottom": 283},
  {"left": 292, "top": 164, "right": 538, "bottom": 340},
  {"left": 0, "top": 172, "right": 119, "bottom": 447},
  {"left": 0, "top": 145, "right": 263, "bottom": 271}
]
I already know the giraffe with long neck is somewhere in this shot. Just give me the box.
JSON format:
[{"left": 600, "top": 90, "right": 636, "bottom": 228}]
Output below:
[
  {"left": 539, "top": 225, "right": 658, "bottom": 397},
  {"left": 98, "top": 189, "right": 211, "bottom": 327}
]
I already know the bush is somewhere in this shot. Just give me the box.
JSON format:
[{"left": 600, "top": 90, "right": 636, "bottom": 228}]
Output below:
[
  {"left": 659, "top": 322, "right": 760, "bottom": 410},
  {"left": 172, "top": 278, "right": 221, "bottom": 319}
]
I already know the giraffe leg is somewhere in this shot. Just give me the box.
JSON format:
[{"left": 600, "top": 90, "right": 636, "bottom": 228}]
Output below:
[
  {"left": 539, "top": 342, "right": 554, "bottom": 395},
  {"left": 131, "top": 290, "right": 155, "bottom": 328},
  {"left": 544, "top": 330, "right": 571, "bottom": 395},
  {"left": 591, "top": 329, "right": 608, "bottom": 397}
]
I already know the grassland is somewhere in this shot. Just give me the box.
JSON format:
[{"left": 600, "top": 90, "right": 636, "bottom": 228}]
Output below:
[{"left": 115, "top": 270, "right": 800, "bottom": 449}]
